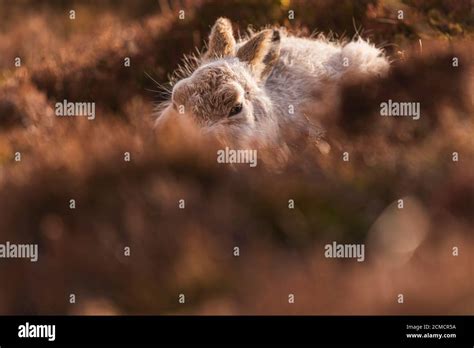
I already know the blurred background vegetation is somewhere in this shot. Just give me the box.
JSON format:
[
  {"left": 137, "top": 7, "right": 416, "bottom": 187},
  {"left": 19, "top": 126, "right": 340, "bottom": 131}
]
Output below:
[{"left": 0, "top": 0, "right": 472, "bottom": 314}]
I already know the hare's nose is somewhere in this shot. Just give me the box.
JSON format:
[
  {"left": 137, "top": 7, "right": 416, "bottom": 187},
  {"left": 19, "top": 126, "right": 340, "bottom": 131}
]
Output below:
[
  {"left": 171, "top": 93, "right": 183, "bottom": 112},
  {"left": 171, "top": 79, "right": 190, "bottom": 105},
  {"left": 171, "top": 91, "right": 179, "bottom": 106}
]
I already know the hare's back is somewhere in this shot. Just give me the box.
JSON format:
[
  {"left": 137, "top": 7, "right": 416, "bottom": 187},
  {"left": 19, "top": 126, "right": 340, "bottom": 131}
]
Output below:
[{"left": 275, "top": 37, "right": 341, "bottom": 78}]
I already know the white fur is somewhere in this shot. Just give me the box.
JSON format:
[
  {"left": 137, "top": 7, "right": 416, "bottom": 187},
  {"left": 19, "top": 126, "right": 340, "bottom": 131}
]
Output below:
[{"left": 155, "top": 26, "right": 390, "bottom": 147}]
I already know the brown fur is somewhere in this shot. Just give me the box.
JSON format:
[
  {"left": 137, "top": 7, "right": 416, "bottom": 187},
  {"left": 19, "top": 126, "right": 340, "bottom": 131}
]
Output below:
[
  {"left": 204, "top": 17, "right": 236, "bottom": 59},
  {"left": 236, "top": 29, "right": 280, "bottom": 79},
  {"left": 172, "top": 65, "right": 241, "bottom": 125}
]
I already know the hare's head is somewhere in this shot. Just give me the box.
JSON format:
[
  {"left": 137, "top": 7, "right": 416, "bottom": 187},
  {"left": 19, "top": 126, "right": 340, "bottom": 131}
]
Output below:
[{"left": 158, "top": 18, "right": 281, "bottom": 137}]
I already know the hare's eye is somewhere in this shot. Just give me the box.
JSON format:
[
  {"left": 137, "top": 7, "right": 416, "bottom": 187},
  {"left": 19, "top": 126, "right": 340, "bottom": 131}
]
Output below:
[{"left": 228, "top": 103, "right": 243, "bottom": 117}]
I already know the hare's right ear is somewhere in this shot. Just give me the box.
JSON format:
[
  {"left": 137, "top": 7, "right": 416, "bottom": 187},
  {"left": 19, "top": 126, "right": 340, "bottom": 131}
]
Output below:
[
  {"left": 204, "top": 18, "right": 236, "bottom": 60},
  {"left": 237, "top": 29, "right": 281, "bottom": 81}
]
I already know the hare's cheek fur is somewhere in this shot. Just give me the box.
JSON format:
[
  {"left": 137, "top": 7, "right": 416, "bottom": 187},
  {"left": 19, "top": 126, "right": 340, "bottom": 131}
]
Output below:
[{"left": 242, "top": 102, "right": 256, "bottom": 126}]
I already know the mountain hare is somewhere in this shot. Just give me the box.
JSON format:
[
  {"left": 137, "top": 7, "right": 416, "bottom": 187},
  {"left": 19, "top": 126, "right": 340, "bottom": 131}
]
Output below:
[{"left": 155, "top": 18, "right": 389, "bottom": 146}]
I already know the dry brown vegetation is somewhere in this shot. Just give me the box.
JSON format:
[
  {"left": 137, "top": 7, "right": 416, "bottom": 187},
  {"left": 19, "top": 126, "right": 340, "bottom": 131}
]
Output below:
[{"left": 0, "top": 0, "right": 472, "bottom": 314}]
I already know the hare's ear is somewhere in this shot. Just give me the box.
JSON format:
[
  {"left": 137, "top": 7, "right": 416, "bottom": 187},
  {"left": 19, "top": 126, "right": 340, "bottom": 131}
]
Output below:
[
  {"left": 237, "top": 29, "right": 281, "bottom": 81},
  {"left": 204, "top": 18, "right": 236, "bottom": 60}
]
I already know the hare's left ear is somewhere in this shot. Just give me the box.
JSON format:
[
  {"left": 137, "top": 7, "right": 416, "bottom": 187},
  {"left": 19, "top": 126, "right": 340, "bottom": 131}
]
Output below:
[
  {"left": 237, "top": 29, "right": 281, "bottom": 81},
  {"left": 204, "top": 18, "right": 236, "bottom": 60}
]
